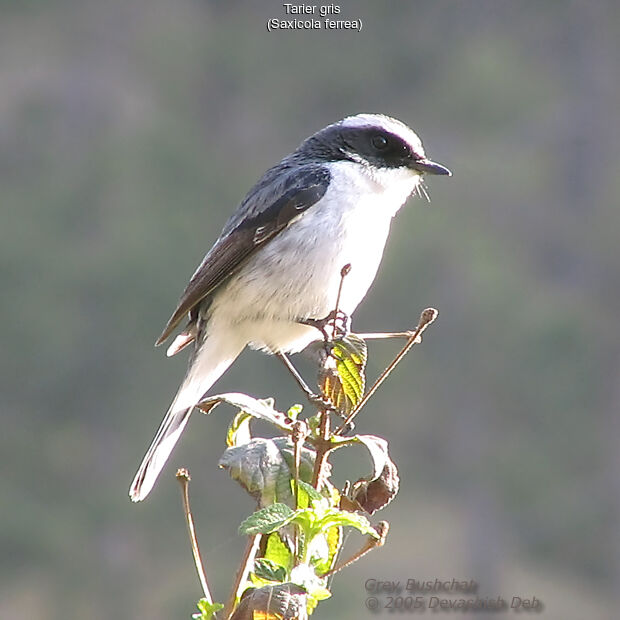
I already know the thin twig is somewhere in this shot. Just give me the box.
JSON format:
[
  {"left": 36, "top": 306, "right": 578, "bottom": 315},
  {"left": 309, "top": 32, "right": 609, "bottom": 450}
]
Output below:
[
  {"left": 276, "top": 351, "right": 335, "bottom": 412},
  {"left": 331, "top": 263, "right": 351, "bottom": 336},
  {"left": 322, "top": 521, "right": 389, "bottom": 577},
  {"left": 176, "top": 469, "right": 213, "bottom": 605},
  {"left": 291, "top": 421, "right": 308, "bottom": 508},
  {"left": 335, "top": 308, "right": 438, "bottom": 434},
  {"left": 223, "top": 533, "right": 262, "bottom": 620},
  {"left": 291, "top": 420, "right": 307, "bottom": 563},
  {"left": 276, "top": 351, "right": 316, "bottom": 400},
  {"left": 355, "top": 330, "right": 419, "bottom": 340},
  {"left": 311, "top": 411, "right": 331, "bottom": 491}
]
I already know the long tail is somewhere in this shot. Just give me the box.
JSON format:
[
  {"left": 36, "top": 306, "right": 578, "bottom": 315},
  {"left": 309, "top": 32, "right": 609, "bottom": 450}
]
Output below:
[{"left": 129, "top": 332, "right": 245, "bottom": 502}]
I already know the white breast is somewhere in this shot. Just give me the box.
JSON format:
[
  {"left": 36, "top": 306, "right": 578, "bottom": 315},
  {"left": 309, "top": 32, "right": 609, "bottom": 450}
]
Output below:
[{"left": 207, "top": 161, "right": 421, "bottom": 353}]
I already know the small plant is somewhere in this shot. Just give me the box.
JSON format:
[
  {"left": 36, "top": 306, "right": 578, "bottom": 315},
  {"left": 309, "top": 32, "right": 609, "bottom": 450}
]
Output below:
[{"left": 173, "top": 272, "right": 438, "bottom": 619}]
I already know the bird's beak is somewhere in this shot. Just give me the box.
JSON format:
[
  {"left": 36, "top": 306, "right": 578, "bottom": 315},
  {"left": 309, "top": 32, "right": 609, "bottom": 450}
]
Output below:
[{"left": 411, "top": 158, "right": 452, "bottom": 176}]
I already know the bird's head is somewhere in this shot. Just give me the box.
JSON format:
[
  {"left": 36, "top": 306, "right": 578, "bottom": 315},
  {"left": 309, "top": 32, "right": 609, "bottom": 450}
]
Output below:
[{"left": 299, "top": 113, "right": 451, "bottom": 195}]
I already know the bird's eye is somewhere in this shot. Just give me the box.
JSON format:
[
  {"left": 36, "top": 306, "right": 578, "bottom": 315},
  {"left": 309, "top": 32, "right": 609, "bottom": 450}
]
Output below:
[{"left": 371, "top": 134, "right": 389, "bottom": 150}]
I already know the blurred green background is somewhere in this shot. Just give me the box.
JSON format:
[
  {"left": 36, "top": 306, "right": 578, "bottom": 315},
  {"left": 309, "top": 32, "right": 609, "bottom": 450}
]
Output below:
[{"left": 2, "top": 1, "right": 619, "bottom": 618}]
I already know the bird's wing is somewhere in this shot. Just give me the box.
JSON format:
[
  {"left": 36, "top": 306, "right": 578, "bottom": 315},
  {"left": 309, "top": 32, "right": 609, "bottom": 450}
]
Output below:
[{"left": 155, "top": 165, "right": 331, "bottom": 346}]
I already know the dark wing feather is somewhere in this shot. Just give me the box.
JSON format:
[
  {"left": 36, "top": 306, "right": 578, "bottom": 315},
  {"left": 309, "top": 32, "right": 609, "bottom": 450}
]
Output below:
[{"left": 155, "top": 165, "right": 331, "bottom": 346}]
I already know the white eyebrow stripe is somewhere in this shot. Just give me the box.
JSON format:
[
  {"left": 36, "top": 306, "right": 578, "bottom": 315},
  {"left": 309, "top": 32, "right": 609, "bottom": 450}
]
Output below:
[{"left": 339, "top": 113, "right": 425, "bottom": 156}]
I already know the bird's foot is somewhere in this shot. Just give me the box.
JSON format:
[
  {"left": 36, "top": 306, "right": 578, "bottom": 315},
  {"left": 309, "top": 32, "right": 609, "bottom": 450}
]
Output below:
[
  {"left": 307, "top": 390, "right": 336, "bottom": 412},
  {"left": 302, "top": 310, "right": 351, "bottom": 343}
]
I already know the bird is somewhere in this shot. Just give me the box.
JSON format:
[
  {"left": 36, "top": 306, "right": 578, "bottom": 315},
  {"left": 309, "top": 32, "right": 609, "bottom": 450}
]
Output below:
[{"left": 129, "top": 113, "right": 451, "bottom": 501}]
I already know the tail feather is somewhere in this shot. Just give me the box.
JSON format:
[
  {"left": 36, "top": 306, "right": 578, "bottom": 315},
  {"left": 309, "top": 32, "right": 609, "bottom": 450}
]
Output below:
[{"left": 129, "top": 332, "right": 245, "bottom": 502}]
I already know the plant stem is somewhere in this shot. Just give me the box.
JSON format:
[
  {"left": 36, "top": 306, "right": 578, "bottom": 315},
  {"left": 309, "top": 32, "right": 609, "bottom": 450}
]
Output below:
[
  {"left": 355, "top": 330, "right": 418, "bottom": 340},
  {"left": 335, "top": 308, "right": 438, "bottom": 434},
  {"left": 224, "top": 533, "right": 261, "bottom": 620},
  {"left": 331, "top": 263, "right": 351, "bottom": 336},
  {"left": 176, "top": 469, "right": 213, "bottom": 605},
  {"left": 323, "top": 521, "right": 389, "bottom": 577},
  {"left": 311, "top": 410, "right": 331, "bottom": 491}
]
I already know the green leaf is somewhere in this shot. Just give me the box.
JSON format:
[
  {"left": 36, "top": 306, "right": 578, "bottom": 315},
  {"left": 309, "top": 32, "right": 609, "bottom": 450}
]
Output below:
[
  {"left": 263, "top": 532, "right": 293, "bottom": 573},
  {"left": 226, "top": 411, "right": 253, "bottom": 447},
  {"left": 326, "top": 524, "right": 342, "bottom": 567},
  {"left": 306, "top": 585, "right": 332, "bottom": 614},
  {"left": 220, "top": 438, "right": 290, "bottom": 507},
  {"left": 272, "top": 437, "right": 317, "bottom": 493},
  {"left": 197, "top": 392, "right": 294, "bottom": 433},
  {"left": 192, "top": 598, "right": 224, "bottom": 620},
  {"left": 286, "top": 403, "right": 304, "bottom": 420},
  {"left": 296, "top": 480, "right": 325, "bottom": 506},
  {"left": 220, "top": 437, "right": 316, "bottom": 508},
  {"left": 316, "top": 508, "right": 378, "bottom": 538},
  {"left": 287, "top": 508, "right": 316, "bottom": 537},
  {"left": 318, "top": 335, "right": 367, "bottom": 415},
  {"left": 239, "top": 503, "right": 296, "bottom": 535},
  {"left": 306, "top": 412, "right": 322, "bottom": 435},
  {"left": 312, "top": 525, "right": 342, "bottom": 575},
  {"left": 253, "top": 558, "right": 287, "bottom": 583}
]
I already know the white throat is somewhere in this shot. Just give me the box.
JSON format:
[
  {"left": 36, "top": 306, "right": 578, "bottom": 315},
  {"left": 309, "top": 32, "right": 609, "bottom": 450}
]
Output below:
[{"left": 329, "top": 160, "right": 423, "bottom": 219}]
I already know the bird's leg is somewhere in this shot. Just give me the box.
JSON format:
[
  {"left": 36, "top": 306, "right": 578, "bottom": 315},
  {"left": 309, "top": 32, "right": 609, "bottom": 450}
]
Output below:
[
  {"left": 276, "top": 351, "right": 335, "bottom": 411},
  {"left": 300, "top": 262, "right": 352, "bottom": 350},
  {"left": 300, "top": 310, "right": 351, "bottom": 343}
]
